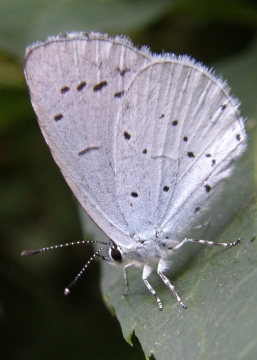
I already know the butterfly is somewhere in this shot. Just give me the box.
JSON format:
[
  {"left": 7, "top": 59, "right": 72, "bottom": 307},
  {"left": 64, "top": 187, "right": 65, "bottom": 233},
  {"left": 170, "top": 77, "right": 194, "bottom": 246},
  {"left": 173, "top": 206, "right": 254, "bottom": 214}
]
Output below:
[{"left": 22, "top": 32, "right": 246, "bottom": 310}]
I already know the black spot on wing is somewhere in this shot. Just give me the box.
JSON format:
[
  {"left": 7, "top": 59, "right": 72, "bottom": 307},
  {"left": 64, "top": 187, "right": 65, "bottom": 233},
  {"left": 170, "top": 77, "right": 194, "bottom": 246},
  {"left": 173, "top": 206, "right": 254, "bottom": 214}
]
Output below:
[
  {"left": 54, "top": 113, "right": 63, "bottom": 121},
  {"left": 131, "top": 192, "right": 138, "bottom": 198},
  {"left": 61, "top": 86, "right": 70, "bottom": 94},
  {"left": 124, "top": 131, "right": 131, "bottom": 140},
  {"left": 204, "top": 184, "right": 211, "bottom": 193},
  {"left": 172, "top": 120, "right": 178, "bottom": 126},
  {"left": 116, "top": 67, "right": 130, "bottom": 76},
  {"left": 143, "top": 149, "right": 147, "bottom": 154},
  {"left": 77, "top": 81, "right": 86, "bottom": 91},
  {"left": 163, "top": 186, "right": 169, "bottom": 192},
  {"left": 93, "top": 81, "right": 107, "bottom": 92},
  {"left": 183, "top": 136, "right": 188, "bottom": 142},
  {"left": 187, "top": 152, "right": 195, "bottom": 158},
  {"left": 114, "top": 91, "right": 125, "bottom": 98},
  {"left": 78, "top": 146, "right": 100, "bottom": 156}
]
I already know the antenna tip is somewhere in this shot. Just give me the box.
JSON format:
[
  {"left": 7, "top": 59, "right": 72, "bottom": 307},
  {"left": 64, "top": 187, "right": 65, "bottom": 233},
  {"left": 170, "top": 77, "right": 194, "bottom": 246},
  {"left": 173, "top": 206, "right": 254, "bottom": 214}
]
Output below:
[
  {"left": 21, "top": 249, "right": 42, "bottom": 256},
  {"left": 64, "top": 288, "right": 70, "bottom": 296}
]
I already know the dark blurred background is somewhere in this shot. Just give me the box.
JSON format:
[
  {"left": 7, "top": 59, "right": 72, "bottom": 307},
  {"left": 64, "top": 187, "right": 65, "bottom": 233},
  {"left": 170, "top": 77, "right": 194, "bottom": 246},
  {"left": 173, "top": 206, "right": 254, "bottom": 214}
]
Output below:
[{"left": 1, "top": 1, "right": 257, "bottom": 359}]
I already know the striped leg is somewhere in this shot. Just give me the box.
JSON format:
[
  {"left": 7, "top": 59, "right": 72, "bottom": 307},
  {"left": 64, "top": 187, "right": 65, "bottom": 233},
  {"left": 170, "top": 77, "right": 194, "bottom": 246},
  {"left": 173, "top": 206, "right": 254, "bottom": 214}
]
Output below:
[
  {"left": 143, "top": 264, "right": 163, "bottom": 311},
  {"left": 158, "top": 259, "right": 187, "bottom": 310},
  {"left": 173, "top": 238, "right": 241, "bottom": 251}
]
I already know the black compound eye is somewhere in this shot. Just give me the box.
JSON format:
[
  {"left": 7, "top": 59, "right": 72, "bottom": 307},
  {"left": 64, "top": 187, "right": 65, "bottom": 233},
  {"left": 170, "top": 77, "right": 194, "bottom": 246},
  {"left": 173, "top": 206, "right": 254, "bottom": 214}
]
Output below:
[{"left": 110, "top": 247, "right": 122, "bottom": 262}]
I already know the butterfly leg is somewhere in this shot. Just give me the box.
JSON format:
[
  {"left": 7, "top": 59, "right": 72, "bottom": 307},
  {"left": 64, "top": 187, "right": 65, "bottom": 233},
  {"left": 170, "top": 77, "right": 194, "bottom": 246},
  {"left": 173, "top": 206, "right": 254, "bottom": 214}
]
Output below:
[
  {"left": 157, "top": 259, "right": 187, "bottom": 309},
  {"left": 143, "top": 264, "right": 163, "bottom": 311},
  {"left": 173, "top": 237, "right": 241, "bottom": 251},
  {"left": 123, "top": 263, "right": 134, "bottom": 295}
]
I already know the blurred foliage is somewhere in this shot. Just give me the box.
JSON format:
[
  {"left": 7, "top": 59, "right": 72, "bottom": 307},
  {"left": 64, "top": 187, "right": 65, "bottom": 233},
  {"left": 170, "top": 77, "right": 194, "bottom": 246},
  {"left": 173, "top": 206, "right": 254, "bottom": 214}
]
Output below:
[{"left": 1, "top": 0, "right": 257, "bottom": 359}]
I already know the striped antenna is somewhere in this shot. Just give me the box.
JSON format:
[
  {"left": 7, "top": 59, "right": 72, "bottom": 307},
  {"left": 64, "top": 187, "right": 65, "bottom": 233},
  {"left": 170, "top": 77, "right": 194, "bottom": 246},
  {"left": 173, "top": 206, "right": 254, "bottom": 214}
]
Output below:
[
  {"left": 64, "top": 244, "right": 110, "bottom": 295},
  {"left": 21, "top": 240, "right": 110, "bottom": 294},
  {"left": 21, "top": 240, "right": 108, "bottom": 256}
]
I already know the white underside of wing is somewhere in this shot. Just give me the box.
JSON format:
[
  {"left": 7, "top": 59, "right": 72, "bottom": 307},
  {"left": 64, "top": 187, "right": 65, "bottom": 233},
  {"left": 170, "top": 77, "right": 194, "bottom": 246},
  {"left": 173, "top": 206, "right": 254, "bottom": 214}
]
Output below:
[{"left": 24, "top": 32, "right": 246, "bottom": 247}]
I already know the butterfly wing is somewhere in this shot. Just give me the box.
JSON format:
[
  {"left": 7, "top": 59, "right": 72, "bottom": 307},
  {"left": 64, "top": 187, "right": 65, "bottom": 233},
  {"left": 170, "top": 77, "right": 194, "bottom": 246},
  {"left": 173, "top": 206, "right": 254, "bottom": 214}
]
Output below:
[
  {"left": 24, "top": 33, "right": 154, "bottom": 247},
  {"left": 25, "top": 33, "right": 246, "bottom": 247},
  {"left": 115, "top": 59, "right": 246, "bottom": 240}
]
